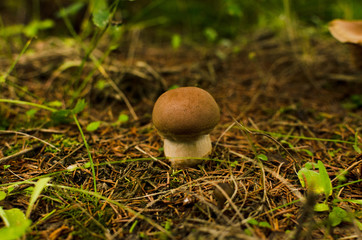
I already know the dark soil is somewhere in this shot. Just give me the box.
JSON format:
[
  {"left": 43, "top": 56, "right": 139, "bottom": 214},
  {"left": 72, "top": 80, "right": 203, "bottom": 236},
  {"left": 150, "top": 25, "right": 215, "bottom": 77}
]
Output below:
[{"left": 0, "top": 31, "right": 361, "bottom": 239}]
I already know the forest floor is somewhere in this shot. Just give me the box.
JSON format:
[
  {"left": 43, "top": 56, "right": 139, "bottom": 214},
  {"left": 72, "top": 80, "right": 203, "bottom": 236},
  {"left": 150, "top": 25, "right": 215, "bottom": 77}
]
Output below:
[{"left": 0, "top": 31, "right": 361, "bottom": 239}]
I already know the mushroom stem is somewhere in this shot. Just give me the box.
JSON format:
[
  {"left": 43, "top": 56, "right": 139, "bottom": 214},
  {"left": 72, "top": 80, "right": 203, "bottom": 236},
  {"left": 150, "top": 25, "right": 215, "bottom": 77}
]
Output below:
[
  {"left": 347, "top": 43, "right": 362, "bottom": 70},
  {"left": 163, "top": 134, "right": 212, "bottom": 168}
]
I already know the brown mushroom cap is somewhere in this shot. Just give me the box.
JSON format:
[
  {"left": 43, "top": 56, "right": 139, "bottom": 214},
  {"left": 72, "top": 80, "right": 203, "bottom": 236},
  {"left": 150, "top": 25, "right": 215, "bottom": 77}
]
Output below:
[
  {"left": 152, "top": 87, "right": 220, "bottom": 139},
  {"left": 328, "top": 19, "right": 362, "bottom": 44},
  {"left": 214, "top": 183, "right": 234, "bottom": 209}
]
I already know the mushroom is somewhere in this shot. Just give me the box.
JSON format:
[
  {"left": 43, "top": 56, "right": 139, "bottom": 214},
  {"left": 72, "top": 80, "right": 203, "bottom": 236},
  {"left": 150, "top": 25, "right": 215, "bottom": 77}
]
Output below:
[
  {"left": 328, "top": 19, "right": 362, "bottom": 70},
  {"left": 213, "top": 182, "right": 234, "bottom": 209},
  {"left": 152, "top": 87, "right": 220, "bottom": 168}
]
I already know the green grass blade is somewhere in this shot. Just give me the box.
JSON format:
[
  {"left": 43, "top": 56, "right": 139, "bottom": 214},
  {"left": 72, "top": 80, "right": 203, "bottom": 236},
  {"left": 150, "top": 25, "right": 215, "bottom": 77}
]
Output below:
[
  {"left": 73, "top": 113, "right": 97, "bottom": 193},
  {"left": 0, "top": 38, "right": 32, "bottom": 83},
  {"left": 26, "top": 177, "right": 51, "bottom": 218},
  {"left": 0, "top": 99, "right": 57, "bottom": 112}
]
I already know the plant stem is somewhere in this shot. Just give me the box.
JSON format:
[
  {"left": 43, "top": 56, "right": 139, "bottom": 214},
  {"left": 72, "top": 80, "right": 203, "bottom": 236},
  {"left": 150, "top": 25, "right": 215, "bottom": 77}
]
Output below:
[
  {"left": 72, "top": 113, "right": 97, "bottom": 193},
  {"left": 0, "top": 99, "right": 57, "bottom": 112}
]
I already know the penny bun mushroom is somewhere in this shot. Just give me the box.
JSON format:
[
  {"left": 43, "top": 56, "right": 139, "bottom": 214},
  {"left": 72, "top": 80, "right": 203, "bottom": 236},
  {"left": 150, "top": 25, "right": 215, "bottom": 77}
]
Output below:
[
  {"left": 152, "top": 87, "right": 220, "bottom": 168},
  {"left": 328, "top": 19, "right": 362, "bottom": 69},
  {"left": 214, "top": 182, "right": 234, "bottom": 209}
]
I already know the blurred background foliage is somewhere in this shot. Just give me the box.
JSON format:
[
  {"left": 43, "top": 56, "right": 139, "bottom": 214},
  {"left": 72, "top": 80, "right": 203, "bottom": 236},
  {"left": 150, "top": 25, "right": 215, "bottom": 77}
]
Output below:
[{"left": 0, "top": 0, "right": 362, "bottom": 45}]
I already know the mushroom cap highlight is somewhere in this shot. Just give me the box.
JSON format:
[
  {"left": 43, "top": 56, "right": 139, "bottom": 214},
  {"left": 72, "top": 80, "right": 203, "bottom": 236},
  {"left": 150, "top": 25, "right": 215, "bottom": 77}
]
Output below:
[
  {"left": 328, "top": 19, "right": 362, "bottom": 44},
  {"left": 152, "top": 87, "right": 220, "bottom": 139}
]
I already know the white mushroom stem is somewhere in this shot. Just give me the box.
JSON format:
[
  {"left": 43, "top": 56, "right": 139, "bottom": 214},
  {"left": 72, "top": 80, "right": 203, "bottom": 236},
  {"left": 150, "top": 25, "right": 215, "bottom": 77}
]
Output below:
[{"left": 163, "top": 134, "right": 212, "bottom": 168}]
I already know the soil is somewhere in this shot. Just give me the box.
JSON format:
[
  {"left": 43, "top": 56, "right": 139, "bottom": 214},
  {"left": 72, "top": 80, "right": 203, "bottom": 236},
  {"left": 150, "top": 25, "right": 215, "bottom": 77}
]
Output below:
[{"left": 0, "top": 31, "right": 361, "bottom": 239}]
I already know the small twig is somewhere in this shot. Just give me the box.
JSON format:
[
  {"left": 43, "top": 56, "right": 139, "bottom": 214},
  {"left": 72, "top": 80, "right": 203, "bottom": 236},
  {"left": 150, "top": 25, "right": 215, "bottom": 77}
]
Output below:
[
  {"left": 211, "top": 182, "right": 245, "bottom": 222},
  {"left": 46, "top": 144, "right": 84, "bottom": 171},
  {"left": 10, "top": 128, "right": 66, "bottom": 134},
  {"left": 0, "top": 130, "right": 60, "bottom": 151},
  {"left": 7, "top": 168, "right": 27, "bottom": 180},
  {"left": 93, "top": 59, "right": 139, "bottom": 120},
  {"left": 134, "top": 145, "right": 171, "bottom": 169},
  {"left": 136, "top": 61, "right": 167, "bottom": 90},
  {"left": 0, "top": 145, "right": 42, "bottom": 165},
  {"left": 233, "top": 119, "right": 297, "bottom": 162},
  {"left": 331, "top": 159, "right": 362, "bottom": 183},
  {"left": 229, "top": 150, "right": 304, "bottom": 201},
  {"left": 214, "top": 121, "right": 236, "bottom": 147}
]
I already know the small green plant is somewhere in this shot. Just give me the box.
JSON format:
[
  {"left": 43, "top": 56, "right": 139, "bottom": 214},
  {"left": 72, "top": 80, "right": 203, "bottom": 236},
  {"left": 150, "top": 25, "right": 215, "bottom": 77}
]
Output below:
[
  {"left": 0, "top": 207, "right": 31, "bottom": 240},
  {"left": 86, "top": 121, "right": 101, "bottom": 132},
  {"left": 257, "top": 154, "right": 268, "bottom": 161},
  {"left": 328, "top": 206, "right": 352, "bottom": 227},
  {"left": 297, "top": 161, "right": 362, "bottom": 229},
  {"left": 203, "top": 27, "right": 218, "bottom": 42},
  {"left": 247, "top": 218, "right": 272, "bottom": 229},
  {"left": 298, "top": 161, "right": 332, "bottom": 200},
  {"left": 0, "top": 98, "right": 97, "bottom": 193},
  {"left": 116, "top": 113, "right": 129, "bottom": 124},
  {"left": 129, "top": 220, "right": 138, "bottom": 234},
  {"left": 230, "top": 160, "right": 239, "bottom": 167},
  {"left": 86, "top": 113, "right": 130, "bottom": 132},
  {"left": 0, "top": 178, "right": 50, "bottom": 240},
  {"left": 171, "top": 34, "right": 182, "bottom": 49},
  {"left": 342, "top": 94, "right": 362, "bottom": 110}
]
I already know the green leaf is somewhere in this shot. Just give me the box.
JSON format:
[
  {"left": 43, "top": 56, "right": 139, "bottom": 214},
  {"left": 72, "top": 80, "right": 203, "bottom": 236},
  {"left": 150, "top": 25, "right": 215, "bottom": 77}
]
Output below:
[
  {"left": 297, "top": 161, "right": 332, "bottom": 198},
  {"left": 57, "top": 2, "right": 85, "bottom": 17},
  {"left": 83, "top": 162, "right": 91, "bottom": 168},
  {"left": 24, "top": 187, "right": 34, "bottom": 195},
  {"left": 329, "top": 210, "right": 342, "bottom": 227},
  {"left": 51, "top": 109, "right": 71, "bottom": 124},
  {"left": 247, "top": 218, "right": 259, "bottom": 225},
  {"left": 334, "top": 207, "right": 349, "bottom": 220},
  {"left": 258, "top": 221, "right": 271, "bottom": 229},
  {"left": 356, "top": 220, "right": 362, "bottom": 231},
  {"left": 86, "top": 121, "right": 101, "bottom": 132},
  {"left": 72, "top": 99, "right": 86, "bottom": 114},
  {"left": 297, "top": 167, "right": 319, "bottom": 190},
  {"left": 0, "top": 191, "right": 6, "bottom": 201},
  {"left": 171, "top": 34, "right": 181, "bottom": 49},
  {"left": 203, "top": 27, "right": 218, "bottom": 42},
  {"left": 304, "top": 162, "right": 314, "bottom": 170},
  {"left": 26, "top": 177, "right": 51, "bottom": 217},
  {"left": 314, "top": 203, "right": 329, "bottom": 212},
  {"left": 93, "top": 0, "right": 108, "bottom": 10},
  {"left": 344, "top": 199, "right": 362, "bottom": 205},
  {"left": 353, "top": 144, "right": 361, "bottom": 154},
  {"left": 26, "top": 108, "right": 38, "bottom": 118},
  {"left": 317, "top": 161, "right": 332, "bottom": 197},
  {"left": 164, "top": 219, "right": 172, "bottom": 231},
  {"left": 96, "top": 79, "right": 107, "bottom": 90},
  {"left": 23, "top": 19, "right": 54, "bottom": 37},
  {"left": 230, "top": 160, "right": 238, "bottom": 167},
  {"left": 226, "top": 0, "right": 243, "bottom": 17},
  {"left": 329, "top": 207, "right": 351, "bottom": 227},
  {"left": 244, "top": 228, "right": 253, "bottom": 236},
  {"left": 301, "top": 149, "right": 314, "bottom": 157},
  {"left": 7, "top": 187, "right": 14, "bottom": 194},
  {"left": 336, "top": 169, "right": 347, "bottom": 182},
  {"left": 248, "top": 51, "right": 256, "bottom": 60},
  {"left": 281, "top": 140, "right": 294, "bottom": 149},
  {"left": 257, "top": 154, "right": 268, "bottom": 161},
  {"left": 129, "top": 220, "right": 138, "bottom": 233},
  {"left": 0, "top": 207, "right": 32, "bottom": 240},
  {"left": 0, "top": 24, "right": 24, "bottom": 37},
  {"left": 93, "top": 8, "right": 110, "bottom": 28},
  {"left": 168, "top": 85, "right": 179, "bottom": 90},
  {"left": 47, "top": 101, "right": 63, "bottom": 108},
  {"left": 117, "top": 114, "right": 129, "bottom": 123}
]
